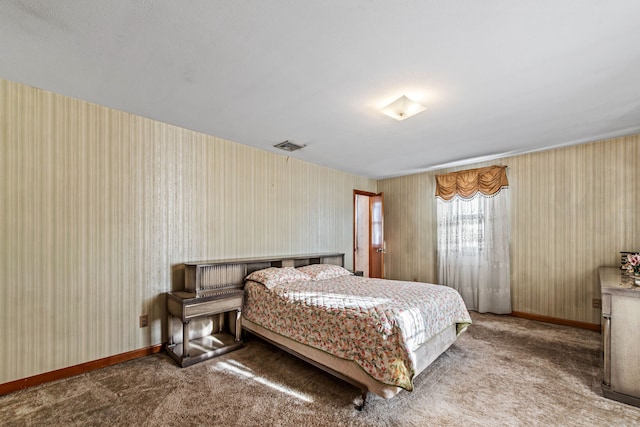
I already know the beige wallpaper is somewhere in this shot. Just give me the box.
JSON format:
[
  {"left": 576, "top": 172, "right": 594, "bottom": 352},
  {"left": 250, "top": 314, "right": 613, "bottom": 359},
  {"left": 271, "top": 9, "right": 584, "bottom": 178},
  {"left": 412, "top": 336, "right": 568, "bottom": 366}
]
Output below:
[
  {"left": 379, "top": 134, "right": 640, "bottom": 325},
  {"left": 0, "top": 78, "right": 376, "bottom": 383}
]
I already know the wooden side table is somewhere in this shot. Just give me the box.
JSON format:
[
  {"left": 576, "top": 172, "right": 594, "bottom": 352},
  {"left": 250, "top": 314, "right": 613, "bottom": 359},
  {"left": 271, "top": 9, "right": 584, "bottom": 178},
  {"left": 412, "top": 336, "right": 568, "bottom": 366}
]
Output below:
[{"left": 166, "top": 290, "right": 244, "bottom": 368}]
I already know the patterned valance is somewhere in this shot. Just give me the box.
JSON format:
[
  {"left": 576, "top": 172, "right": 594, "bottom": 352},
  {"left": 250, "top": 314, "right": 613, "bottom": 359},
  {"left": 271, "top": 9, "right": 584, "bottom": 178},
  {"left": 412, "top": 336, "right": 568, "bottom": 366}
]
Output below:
[{"left": 435, "top": 165, "right": 508, "bottom": 201}]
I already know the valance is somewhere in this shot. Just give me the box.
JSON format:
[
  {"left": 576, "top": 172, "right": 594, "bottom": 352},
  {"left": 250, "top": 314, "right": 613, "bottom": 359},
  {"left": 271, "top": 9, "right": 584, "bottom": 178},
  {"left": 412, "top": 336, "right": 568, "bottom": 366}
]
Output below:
[{"left": 435, "top": 165, "right": 508, "bottom": 201}]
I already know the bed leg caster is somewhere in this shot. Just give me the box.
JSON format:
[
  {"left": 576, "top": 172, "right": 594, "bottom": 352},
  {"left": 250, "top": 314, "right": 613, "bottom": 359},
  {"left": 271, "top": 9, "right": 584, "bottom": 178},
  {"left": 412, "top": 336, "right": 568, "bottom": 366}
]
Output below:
[{"left": 355, "top": 391, "right": 368, "bottom": 411}]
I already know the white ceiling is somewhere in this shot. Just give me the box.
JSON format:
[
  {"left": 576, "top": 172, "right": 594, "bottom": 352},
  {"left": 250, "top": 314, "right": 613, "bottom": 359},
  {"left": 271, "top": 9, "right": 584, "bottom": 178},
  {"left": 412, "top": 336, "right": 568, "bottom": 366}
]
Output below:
[{"left": 2, "top": 1, "right": 640, "bottom": 179}]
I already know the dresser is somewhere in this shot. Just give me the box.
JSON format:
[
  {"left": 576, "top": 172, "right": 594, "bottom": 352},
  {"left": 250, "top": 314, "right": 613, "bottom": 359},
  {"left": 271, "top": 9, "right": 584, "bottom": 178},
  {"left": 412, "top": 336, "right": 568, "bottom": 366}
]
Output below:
[{"left": 599, "top": 266, "right": 640, "bottom": 407}]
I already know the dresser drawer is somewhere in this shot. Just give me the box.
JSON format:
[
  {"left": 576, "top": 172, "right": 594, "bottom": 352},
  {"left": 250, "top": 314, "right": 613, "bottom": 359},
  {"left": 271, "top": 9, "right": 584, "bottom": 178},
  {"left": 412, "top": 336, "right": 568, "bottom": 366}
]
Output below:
[{"left": 184, "top": 295, "right": 243, "bottom": 319}]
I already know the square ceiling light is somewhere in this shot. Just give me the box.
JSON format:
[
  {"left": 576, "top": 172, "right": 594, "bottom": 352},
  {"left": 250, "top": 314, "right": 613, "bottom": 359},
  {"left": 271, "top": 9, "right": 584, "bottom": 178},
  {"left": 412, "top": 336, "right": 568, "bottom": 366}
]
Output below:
[{"left": 381, "top": 95, "right": 426, "bottom": 121}]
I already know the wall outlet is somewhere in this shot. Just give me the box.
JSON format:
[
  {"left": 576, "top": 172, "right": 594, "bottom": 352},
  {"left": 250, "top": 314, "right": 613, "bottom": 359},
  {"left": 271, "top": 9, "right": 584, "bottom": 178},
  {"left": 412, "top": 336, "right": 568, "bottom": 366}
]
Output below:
[
  {"left": 592, "top": 299, "right": 601, "bottom": 309},
  {"left": 139, "top": 314, "right": 149, "bottom": 328}
]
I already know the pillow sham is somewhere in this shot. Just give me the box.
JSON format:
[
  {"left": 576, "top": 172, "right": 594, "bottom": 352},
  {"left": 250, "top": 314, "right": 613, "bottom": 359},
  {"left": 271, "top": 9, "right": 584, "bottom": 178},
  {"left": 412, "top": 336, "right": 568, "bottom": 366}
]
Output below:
[
  {"left": 245, "top": 267, "right": 311, "bottom": 289},
  {"left": 297, "top": 264, "right": 353, "bottom": 280}
]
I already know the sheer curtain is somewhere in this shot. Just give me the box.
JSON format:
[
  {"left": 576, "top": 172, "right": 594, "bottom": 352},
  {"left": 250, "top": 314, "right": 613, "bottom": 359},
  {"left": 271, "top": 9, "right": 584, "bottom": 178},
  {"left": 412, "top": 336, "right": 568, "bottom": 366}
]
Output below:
[{"left": 436, "top": 166, "right": 511, "bottom": 314}]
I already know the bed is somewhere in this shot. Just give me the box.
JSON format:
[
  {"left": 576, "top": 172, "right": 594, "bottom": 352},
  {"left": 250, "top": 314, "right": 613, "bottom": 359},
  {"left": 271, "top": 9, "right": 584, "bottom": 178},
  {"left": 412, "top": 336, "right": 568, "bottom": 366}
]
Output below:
[{"left": 239, "top": 256, "right": 472, "bottom": 408}]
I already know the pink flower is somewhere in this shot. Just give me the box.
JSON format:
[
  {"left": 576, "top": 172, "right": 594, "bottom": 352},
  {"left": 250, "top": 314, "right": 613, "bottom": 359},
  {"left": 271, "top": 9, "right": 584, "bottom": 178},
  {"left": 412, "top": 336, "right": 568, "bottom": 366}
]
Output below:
[
  {"left": 626, "top": 253, "right": 640, "bottom": 275},
  {"left": 628, "top": 254, "right": 640, "bottom": 266}
]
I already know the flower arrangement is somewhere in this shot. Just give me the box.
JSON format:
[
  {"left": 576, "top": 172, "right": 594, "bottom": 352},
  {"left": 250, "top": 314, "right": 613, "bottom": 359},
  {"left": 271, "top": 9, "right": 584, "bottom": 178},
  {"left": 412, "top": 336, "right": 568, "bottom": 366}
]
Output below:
[{"left": 625, "top": 253, "right": 640, "bottom": 276}]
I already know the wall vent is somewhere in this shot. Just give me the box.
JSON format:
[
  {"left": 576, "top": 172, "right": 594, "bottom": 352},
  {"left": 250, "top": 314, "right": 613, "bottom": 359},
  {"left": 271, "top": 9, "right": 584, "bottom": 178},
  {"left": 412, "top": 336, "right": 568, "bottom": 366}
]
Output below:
[{"left": 274, "top": 140, "right": 305, "bottom": 152}]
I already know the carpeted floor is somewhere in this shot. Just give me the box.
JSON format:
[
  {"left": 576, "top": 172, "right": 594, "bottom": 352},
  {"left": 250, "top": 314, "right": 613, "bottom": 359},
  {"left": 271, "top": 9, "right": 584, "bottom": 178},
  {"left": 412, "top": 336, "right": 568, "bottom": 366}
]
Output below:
[{"left": 2, "top": 313, "right": 640, "bottom": 426}]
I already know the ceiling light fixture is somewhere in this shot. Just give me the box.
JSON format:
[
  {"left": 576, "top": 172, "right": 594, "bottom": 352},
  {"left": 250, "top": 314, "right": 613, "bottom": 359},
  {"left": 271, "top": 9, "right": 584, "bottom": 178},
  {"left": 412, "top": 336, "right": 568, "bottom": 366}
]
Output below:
[{"left": 380, "top": 95, "right": 426, "bottom": 121}]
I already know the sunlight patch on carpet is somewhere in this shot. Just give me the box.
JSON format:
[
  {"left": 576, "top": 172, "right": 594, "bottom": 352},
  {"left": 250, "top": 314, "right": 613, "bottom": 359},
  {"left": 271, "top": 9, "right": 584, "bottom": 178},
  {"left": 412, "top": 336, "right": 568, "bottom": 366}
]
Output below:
[{"left": 211, "top": 360, "right": 314, "bottom": 403}]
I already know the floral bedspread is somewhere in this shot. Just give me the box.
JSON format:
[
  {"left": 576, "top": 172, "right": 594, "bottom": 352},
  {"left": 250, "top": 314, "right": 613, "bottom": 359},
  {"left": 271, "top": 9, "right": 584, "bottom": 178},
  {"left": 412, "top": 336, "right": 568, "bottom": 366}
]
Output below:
[{"left": 243, "top": 275, "right": 472, "bottom": 390}]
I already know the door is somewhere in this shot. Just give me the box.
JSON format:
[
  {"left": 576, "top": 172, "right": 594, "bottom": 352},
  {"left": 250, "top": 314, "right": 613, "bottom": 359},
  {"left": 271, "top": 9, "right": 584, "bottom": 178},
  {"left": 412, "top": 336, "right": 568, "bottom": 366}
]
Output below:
[
  {"left": 354, "top": 191, "right": 384, "bottom": 278},
  {"left": 369, "top": 193, "right": 384, "bottom": 278}
]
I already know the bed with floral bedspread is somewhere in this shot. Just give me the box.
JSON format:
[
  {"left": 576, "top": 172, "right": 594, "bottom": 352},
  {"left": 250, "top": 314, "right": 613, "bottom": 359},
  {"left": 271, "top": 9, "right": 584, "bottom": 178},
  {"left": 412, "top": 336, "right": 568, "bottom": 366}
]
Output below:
[{"left": 242, "top": 265, "right": 471, "bottom": 393}]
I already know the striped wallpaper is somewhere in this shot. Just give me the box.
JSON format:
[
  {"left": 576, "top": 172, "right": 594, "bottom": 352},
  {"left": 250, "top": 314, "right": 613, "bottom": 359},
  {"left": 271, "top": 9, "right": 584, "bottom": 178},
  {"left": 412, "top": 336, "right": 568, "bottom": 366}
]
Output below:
[
  {"left": 0, "top": 78, "right": 376, "bottom": 383},
  {"left": 379, "top": 134, "right": 640, "bottom": 325}
]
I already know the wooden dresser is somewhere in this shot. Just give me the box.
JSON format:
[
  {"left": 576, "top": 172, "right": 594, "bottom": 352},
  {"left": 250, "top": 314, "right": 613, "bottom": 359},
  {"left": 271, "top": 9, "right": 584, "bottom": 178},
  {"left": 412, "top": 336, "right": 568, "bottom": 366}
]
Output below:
[{"left": 599, "top": 266, "right": 640, "bottom": 407}]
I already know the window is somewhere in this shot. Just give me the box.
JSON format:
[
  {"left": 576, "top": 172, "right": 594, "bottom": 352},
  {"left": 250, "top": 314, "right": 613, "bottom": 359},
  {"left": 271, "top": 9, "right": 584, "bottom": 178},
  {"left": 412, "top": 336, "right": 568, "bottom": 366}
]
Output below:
[
  {"left": 435, "top": 166, "right": 511, "bottom": 314},
  {"left": 438, "top": 197, "right": 485, "bottom": 255}
]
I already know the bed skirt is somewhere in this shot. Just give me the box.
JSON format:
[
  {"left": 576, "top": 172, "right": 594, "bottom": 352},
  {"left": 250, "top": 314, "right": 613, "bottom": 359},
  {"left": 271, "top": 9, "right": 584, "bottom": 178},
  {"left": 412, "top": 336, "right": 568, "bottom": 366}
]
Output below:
[{"left": 242, "top": 318, "right": 458, "bottom": 399}]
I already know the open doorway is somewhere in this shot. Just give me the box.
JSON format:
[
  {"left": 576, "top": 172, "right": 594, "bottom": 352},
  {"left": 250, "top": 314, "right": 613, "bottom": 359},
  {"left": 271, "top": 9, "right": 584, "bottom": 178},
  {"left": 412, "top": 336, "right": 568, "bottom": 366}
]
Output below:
[{"left": 353, "top": 190, "right": 384, "bottom": 278}]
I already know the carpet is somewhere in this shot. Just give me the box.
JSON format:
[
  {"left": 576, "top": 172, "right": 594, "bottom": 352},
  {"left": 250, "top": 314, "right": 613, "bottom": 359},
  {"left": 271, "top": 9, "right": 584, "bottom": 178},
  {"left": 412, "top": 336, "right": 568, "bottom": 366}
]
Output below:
[{"left": 2, "top": 313, "right": 639, "bottom": 426}]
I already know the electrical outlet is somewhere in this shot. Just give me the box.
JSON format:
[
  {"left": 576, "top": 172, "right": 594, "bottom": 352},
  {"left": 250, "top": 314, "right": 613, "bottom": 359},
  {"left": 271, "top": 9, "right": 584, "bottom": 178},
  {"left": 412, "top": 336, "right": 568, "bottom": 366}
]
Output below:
[
  {"left": 139, "top": 314, "right": 149, "bottom": 328},
  {"left": 592, "top": 299, "right": 601, "bottom": 309}
]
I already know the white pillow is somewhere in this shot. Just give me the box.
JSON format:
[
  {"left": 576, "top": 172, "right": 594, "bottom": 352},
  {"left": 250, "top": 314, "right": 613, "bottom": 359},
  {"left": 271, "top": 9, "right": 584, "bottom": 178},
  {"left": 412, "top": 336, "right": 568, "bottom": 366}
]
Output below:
[
  {"left": 245, "top": 267, "right": 311, "bottom": 289},
  {"left": 296, "top": 264, "right": 352, "bottom": 280}
]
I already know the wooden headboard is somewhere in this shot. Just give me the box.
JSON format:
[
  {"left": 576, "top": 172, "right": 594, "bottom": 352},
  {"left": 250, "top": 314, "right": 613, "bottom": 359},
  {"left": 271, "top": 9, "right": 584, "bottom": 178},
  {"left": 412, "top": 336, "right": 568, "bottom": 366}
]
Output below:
[{"left": 182, "top": 253, "right": 344, "bottom": 297}]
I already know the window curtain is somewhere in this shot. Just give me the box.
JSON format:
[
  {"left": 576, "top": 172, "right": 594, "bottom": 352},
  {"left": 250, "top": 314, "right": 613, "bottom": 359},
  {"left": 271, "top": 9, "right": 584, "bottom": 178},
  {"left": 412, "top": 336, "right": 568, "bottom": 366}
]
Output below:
[{"left": 436, "top": 166, "right": 511, "bottom": 314}]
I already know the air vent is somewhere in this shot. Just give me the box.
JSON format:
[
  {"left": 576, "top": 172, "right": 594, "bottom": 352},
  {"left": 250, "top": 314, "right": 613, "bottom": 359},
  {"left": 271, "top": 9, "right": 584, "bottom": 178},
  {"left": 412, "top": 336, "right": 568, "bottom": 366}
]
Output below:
[{"left": 274, "top": 140, "right": 305, "bottom": 152}]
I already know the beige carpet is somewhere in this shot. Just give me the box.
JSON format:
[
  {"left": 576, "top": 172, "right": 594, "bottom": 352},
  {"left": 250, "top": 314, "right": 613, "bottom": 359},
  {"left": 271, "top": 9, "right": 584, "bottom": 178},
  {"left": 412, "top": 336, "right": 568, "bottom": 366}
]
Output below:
[{"left": 2, "top": 313, "right": 639, "bottom": 426}]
